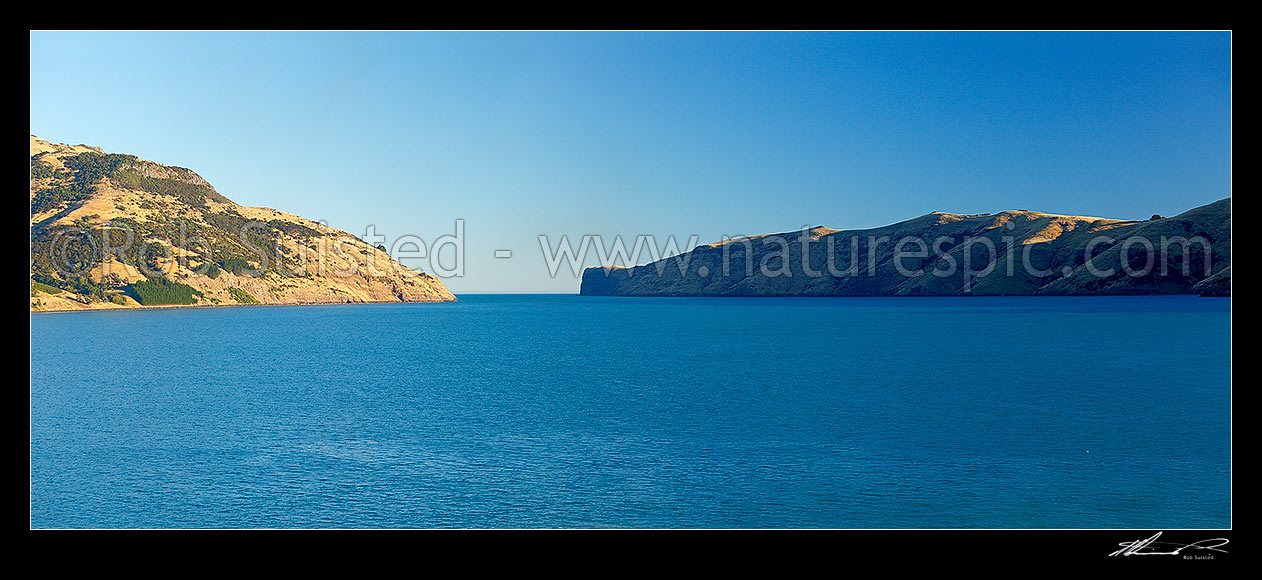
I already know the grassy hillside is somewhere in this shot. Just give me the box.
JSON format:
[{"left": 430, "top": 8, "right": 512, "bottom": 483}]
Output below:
[
  {"left": 30, "top": 136, "right": 456, "bottom": 311},
  {"left": 581, "top": 199, "right": 1231, "bottom": 297}
]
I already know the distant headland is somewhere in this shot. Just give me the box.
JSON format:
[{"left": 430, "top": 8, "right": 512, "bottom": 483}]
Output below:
[{"left": 581, "top": 199, "right": 1230, "bottom": 297}]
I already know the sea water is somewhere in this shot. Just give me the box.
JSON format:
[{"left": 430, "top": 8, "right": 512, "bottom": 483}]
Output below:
[{"left": 30, "top": 295, "right": 1231, "bottom": 528}]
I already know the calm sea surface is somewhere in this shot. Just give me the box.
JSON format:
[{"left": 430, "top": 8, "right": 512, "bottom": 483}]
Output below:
[{"left": 30, "top": 295, "right": 1231, "bottom": 528}]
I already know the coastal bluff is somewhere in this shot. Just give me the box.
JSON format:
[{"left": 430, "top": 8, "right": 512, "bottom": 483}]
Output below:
[
  {"left": 31, "top": 136, "right": 455, "bottom": 311},
  {"left": 581, "top": 199, "right": 1230, "bottom": 297}
]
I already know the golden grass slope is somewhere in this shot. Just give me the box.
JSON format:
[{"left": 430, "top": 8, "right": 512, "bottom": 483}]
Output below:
[{"left": 31, "top": 136, "right": 455, "bottom": 311}]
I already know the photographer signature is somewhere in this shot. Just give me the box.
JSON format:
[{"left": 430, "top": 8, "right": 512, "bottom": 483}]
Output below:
[{"left": 1109, "top": 532, "right": 1229, "bottom": 557}]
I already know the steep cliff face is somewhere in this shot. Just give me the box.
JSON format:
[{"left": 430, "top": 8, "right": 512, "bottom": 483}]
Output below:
[
  {"left": 30, "top": 136, "right": 456, "bottom": 311},
  {"left": 581, "top": 199, "right": 1230, "bottom": 297}
]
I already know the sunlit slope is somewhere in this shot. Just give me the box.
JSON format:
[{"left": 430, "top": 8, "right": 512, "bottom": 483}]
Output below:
[{"left": 31, "top": 136, "right": 455, "bottom": 311}]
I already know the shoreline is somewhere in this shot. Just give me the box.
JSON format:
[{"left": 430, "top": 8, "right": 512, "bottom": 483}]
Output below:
[
  {"left": 30, "top": 296, "right": 458, "bottom": 315},
  {"left": 30, "top": 292, "right": 1230, "bottom": 315},
  {"left": 575, "top": 292, "right": 1228, "bottom": 299}
]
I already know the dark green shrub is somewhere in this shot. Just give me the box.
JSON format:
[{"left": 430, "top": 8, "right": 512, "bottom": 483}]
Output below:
[
  {"left": 61, "top": 152, "right": 135, "bottom": 192},
  {"left": 221, "top": 256, "right": 258, "bottom": 276},
  {"left": 31, "top": 186, "right": 90, "bottom": 214},
  {"left": 31, "top": 159, "right": 54, "bottom": 180},
  {"left": 31, "top": 281, "right": 62, "bottom": 295},
  {"left": 70, "top": 277, "right": 107, "bottom": 301},
  {"left": 111, "top": 169, "right": 226, "bottom": 207},
  {"left": 128, "top": 277, "right": 203, "bottom": 305},
  {"left": 227, "top": 287, "right": 258, "bottom": 304}
]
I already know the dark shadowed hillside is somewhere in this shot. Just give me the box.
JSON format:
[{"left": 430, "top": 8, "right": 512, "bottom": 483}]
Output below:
[{"left": 581, "top": 199, "right": 1230, "bottom": 297}]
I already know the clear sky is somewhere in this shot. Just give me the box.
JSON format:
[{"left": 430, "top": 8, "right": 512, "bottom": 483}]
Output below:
[{"left": 30, "top": 31, "right": 1231, "bottom": 293}]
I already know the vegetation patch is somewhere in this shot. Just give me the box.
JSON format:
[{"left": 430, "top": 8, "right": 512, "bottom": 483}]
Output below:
[
  {"left": 31, "top": 158, "right": 55, "bottom": 180},
  {"left": 221, "top": 256, "right": 259, "bottom": 276},
  {"left": 127, "top": 277, "right": 204, "bottom": 305},
  {"left": 69, "top": 277, "right": 108, "bottom": 301},
  {"left": 32, "top": 281, "right": 62, "bottom": 295},
  {"left": 227, "top": 287, "right": 259, "bottom": 304},
  {"left": 112, "top": 169, "right": 226, "bottom": 207},
  {"left": 32, "top": 186, "right": 90, "bottom": 214},
  {"left": 62, "top": 152, "right": 135, "bottom": 191},
  {"left": 31, "top": 153, "right": 133, "bottom": 214},
  {"left": 268, "top": 219, "right": 320, "bottom": 239}
]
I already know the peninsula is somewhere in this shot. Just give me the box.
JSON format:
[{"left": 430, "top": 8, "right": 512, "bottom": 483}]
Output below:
[
  {"left": 581, "top": 199, "right": 1230, "bottom": 297},
  {"left": 30, "top": 136, "right": 455, "bottom": 311}
]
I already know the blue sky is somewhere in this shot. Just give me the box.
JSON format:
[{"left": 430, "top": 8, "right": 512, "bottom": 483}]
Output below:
[{"left": 30, "top": 31, "right": 1231, "bottom": 293}]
